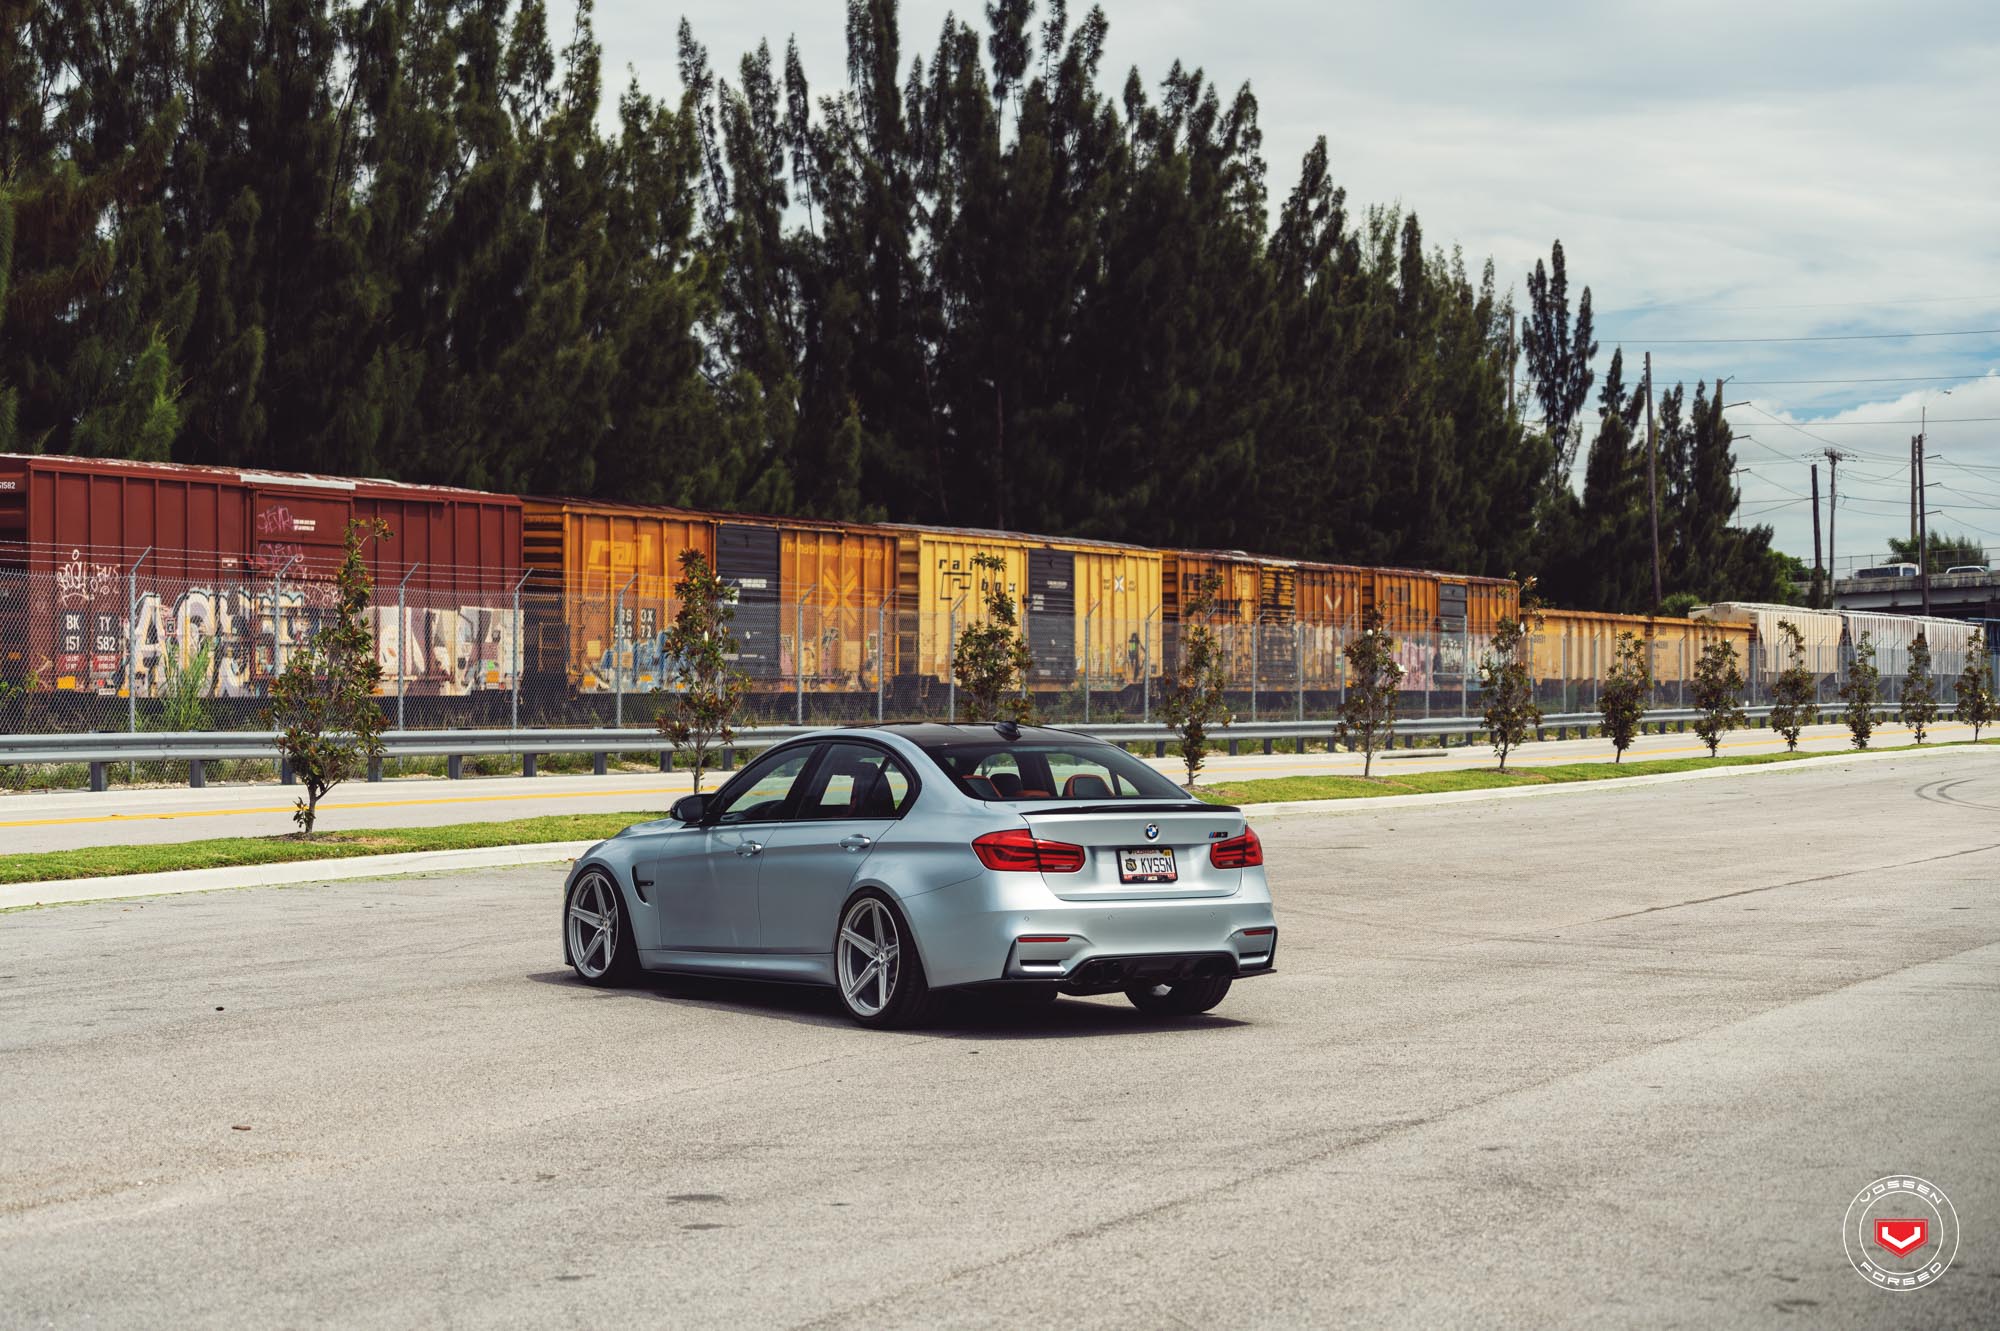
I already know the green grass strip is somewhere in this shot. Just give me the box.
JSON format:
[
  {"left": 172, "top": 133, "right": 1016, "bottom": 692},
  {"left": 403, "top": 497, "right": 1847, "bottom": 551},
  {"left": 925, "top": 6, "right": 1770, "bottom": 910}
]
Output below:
[
  {"left": 1196, "top": 734, "right": 1999, "bottom": 806},
  {"left": 0, "top": 812, "right": 657, "bottom": 885}
]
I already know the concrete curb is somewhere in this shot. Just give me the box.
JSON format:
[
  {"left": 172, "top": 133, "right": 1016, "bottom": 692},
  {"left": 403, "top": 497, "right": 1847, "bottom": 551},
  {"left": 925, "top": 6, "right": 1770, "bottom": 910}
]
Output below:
[
  {"left": 0, "top": 840, "right": 598, "bottom": 911},
  {"left": 1236, "top": 741, "right": 1992, "bottom": 819}
]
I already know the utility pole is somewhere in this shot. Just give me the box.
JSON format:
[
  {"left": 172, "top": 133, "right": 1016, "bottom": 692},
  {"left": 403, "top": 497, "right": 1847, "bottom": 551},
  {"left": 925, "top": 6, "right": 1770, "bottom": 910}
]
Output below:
[
  {"left": 1910, "top": 435, "right": 1920, "bottom": 544},
  {"left": 1505, "top": 313, "right": 1517, "bottom": 422},
  {"left": 1645, "top": 351, "right": 1661, "bottom": 609},
  {"left": 1823, "top": 448, "right": 1848, "bottom": 599},
  {"left": 1810, "top": 463, "right": 1824, "bottom": 609},
  {"left": 1918, "top": 431, "right": 1932, "bottom": 616}
]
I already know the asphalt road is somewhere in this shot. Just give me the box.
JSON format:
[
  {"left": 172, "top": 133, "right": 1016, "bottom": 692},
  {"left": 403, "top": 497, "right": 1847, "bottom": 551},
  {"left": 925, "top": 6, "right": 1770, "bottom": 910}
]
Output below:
[
  {"left": 3, "top": 751, "right": 1995, "bottom": 1327},
  {"left": 3, "top": 718, "right": 1983, "bottom": 853}
]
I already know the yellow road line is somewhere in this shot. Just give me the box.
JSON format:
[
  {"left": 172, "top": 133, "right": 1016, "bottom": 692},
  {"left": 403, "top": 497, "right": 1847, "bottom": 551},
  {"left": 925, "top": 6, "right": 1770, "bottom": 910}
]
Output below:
[{"left": 0, "top": 785, "right": 681, "bottom": 830}]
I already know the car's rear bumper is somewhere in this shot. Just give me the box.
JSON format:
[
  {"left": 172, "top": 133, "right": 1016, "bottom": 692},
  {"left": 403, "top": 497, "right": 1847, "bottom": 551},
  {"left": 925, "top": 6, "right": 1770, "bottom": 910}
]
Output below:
[{"left": 900, "top": 869, "right": 1278, "bottom": 989}]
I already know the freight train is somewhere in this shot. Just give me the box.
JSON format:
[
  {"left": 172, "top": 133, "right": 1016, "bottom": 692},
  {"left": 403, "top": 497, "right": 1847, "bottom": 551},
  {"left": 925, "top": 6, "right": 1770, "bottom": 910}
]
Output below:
[{"left": 2, "top": 451, "right": 1979, "bottom": 721}]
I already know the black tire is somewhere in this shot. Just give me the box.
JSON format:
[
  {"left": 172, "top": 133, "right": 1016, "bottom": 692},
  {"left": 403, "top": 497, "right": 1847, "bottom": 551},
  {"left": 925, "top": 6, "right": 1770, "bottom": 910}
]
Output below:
[
  {"left": 565, "top": 867, "right": 639, "bottom": 986},
  {"left": 1124, "top": 975, "right": 1232, "bottom": 1016},
  {"left": 833, "top": 890, "right": 934, "bottom": 1029}
]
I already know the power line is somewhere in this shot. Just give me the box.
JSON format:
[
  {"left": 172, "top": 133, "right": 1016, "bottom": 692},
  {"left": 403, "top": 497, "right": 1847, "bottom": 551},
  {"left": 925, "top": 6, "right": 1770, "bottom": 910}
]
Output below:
[
  {"left": 1728, "top": 415, "right": 1999, "bottom": 426},
  {"left": 1603, "top": 327, "right": 2000, "bottom": 345},
  {"left": 1725, "top": 374, "right": 1997, "bottom": 385},
  {"left": 1603, "top": 293, "right": 2000, "bottom": 316}
]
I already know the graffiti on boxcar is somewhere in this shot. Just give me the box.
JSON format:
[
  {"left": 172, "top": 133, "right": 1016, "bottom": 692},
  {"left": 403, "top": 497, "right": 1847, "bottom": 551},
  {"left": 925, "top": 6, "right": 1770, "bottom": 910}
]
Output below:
[
  {"left": 31, "top": 585, "right": 516, "bottom": 697},
  {"left": 371, "top": 604, "right": 519, "bottom": 696}
]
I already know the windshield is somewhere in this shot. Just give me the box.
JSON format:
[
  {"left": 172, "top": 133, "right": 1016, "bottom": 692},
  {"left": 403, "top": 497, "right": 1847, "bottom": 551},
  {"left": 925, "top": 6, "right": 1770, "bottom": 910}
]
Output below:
[{"left": 920, "top": 740, "right": 1192, "bottom": 801}]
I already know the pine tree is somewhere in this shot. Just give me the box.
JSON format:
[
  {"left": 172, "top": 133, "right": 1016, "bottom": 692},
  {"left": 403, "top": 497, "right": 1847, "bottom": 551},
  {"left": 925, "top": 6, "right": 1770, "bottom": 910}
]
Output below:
[{"left": 1521, "top": 239, "right": 1597, "bottom": 479}]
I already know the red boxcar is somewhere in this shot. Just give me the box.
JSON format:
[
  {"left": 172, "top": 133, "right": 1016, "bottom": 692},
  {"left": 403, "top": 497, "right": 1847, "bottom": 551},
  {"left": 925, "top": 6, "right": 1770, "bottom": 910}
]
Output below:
[{"left": 0, "top": 454, "right": 521, "bottom": 697}]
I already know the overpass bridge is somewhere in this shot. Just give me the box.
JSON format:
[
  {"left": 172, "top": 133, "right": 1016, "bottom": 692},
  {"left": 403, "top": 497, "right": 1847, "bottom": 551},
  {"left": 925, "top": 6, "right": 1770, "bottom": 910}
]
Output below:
[{"left": 1834, "top": 568, "right": 2000, "bottom": 623}]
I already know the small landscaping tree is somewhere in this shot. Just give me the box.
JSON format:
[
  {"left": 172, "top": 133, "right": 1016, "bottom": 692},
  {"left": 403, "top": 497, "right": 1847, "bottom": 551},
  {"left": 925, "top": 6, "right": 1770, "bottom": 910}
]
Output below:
[
  {"left": 1691, "top": 639, "right": 1747, "bottom": 758},
  {"left": 951, "top": 552, "right": 1036, "bottom": 724},
  {"left": 1339, "top": 606, "right": 1402, "bottom": 778},
  {"left": 1480, "top": 577, "right": 1543, "bottom": 772},
  {"left": 1597, "top": 631, "right": 1651, "bottom": 762},
  {"left": 266, "top": 519, "right": 388, "bottom": 837},
  {"left": 1161, "top": 571, "right": 1232, "bottom": 787},
  {"left": 1953, "top": 628, "right": 1994, "bottom": 740},
  {"left": 1898, "top": 631, "right": 1938, "bottom": 744},
  {"left": 1839, "top": 631, "right": 1879, "bottom": 750},
  {"left": 657, "top": 549, "right": 747, "bottom": 794},
  {"left": 1768, "top": 620, "right": 1817, "bottom": 751}
]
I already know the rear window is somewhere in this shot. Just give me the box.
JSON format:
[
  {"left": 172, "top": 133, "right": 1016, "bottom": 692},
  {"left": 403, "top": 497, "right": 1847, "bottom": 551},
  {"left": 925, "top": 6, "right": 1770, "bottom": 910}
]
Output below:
[{"left": 921, "top": 741, "right": 1189, "bottom": 801}]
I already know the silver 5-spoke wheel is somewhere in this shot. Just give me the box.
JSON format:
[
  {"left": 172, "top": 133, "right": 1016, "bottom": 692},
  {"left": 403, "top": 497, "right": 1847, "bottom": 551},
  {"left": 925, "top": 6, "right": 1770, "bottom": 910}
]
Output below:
[
  {"left": 566, "top": 869, "right": 635, "bottom": 986},
  {"left": 834, "top": 891, "right": 932, "bottom": 1027}
]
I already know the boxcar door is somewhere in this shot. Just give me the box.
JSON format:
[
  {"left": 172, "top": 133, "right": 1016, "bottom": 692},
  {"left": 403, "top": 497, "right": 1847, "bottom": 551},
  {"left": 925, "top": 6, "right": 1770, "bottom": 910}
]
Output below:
[
  {"left": 718, "top": 523, "right": 781, "bottom": 680},
  {"left": 1026, "top": 548, "right": 1076, "bottom": 683}
]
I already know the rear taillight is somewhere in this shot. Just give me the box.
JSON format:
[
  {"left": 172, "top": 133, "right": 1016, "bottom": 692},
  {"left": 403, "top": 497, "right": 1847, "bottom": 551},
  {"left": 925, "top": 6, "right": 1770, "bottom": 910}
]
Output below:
[
  {"left": 973, "top": 829, "right": 1086, "bottom": 873},
  {"left": 1209, "top": 826, "right": 1263, "bottom": 869}
]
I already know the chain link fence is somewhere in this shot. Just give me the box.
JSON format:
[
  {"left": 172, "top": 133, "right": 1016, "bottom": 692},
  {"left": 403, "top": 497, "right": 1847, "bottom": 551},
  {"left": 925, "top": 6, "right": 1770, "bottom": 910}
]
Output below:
[{"left": 2, "top": 559, "right": 1995, "bottom": 739}]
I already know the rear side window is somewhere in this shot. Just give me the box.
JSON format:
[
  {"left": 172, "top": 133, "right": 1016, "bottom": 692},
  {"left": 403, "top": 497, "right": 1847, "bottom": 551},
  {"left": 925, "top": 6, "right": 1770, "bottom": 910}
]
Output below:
[
  {"left": 796, "top": 742, "right": 918, "bottom": 819},
  {"left": 921, "top": 742, "right": 1187, "bottom": 801}
]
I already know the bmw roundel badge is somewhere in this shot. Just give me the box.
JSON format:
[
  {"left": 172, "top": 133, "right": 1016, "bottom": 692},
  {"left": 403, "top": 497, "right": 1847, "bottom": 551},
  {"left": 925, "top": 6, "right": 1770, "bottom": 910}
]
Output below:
[{"left": 1144, "top": 823, "right": 1160, "bottom": 841}]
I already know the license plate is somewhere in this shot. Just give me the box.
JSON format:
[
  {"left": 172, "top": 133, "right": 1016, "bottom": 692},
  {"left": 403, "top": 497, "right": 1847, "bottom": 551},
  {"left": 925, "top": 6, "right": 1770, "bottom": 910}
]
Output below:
[{"left": 1118, "top": 848, "right": 1178, "bottom": 883}]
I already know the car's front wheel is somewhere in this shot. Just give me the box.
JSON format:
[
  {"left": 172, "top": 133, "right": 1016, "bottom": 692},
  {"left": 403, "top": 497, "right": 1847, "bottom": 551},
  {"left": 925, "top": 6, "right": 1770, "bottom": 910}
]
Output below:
[
  {"left": 1124, "top": 975, "right": 1232, "bottom": 1016},
  {"left": 835, "top": 891, "right": 933, "bottom": 1028},
  {"left": 566, "top": 868, "right": 638, "bottom": 986}
]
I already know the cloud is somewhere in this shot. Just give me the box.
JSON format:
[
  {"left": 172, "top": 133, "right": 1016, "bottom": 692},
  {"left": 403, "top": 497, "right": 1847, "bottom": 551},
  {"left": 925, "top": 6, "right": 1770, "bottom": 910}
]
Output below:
[{"left": 594, "top": 0, "right": 2000, "bottom": 560}]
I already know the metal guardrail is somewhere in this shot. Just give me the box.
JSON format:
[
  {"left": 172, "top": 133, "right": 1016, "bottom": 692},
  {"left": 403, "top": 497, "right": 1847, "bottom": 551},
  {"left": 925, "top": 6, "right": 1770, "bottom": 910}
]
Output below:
[{"left": 1, "top": 704, "right": 1903, "bottom": 792}]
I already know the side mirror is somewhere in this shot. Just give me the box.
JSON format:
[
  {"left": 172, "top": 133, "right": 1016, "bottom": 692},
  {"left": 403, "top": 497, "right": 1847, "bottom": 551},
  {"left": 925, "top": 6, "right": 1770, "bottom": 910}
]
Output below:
[{"left": 670, "top": 794, "right": 709, "bottom": 824}]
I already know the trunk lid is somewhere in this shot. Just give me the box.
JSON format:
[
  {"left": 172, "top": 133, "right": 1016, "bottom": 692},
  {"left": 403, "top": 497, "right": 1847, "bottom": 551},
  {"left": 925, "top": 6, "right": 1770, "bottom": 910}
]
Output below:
[{"left": 1016, "top": 803, "right": 1246, "bottom": 900}]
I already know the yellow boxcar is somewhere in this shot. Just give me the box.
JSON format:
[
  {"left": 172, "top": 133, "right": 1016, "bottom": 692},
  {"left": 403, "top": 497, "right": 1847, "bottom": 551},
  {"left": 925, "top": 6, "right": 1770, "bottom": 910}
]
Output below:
[
  {"left": 780, "top": 521, "right": 898, "bottom": 687},
  {"left": 1062, "top": 540, "right": 1165, "bottom": 687},
  {"left": 1535, "top": 609, "right": 1754, "bottom": 688},
  {"left": 522, "top": 499, "right": 715, "bottom": 691},
  {"left": 890, "top": 525, "right": 1033, "bottom": 682},
  {"left": 889, "top": 524, "right": 1163, "bottom": 685}
]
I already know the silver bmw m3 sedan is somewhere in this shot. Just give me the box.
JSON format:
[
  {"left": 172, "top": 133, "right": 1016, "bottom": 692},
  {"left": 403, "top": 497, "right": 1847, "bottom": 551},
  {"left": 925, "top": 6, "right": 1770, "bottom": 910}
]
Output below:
[{"left": 560, "top": 723, "right": 1278, "bottom": 1027}]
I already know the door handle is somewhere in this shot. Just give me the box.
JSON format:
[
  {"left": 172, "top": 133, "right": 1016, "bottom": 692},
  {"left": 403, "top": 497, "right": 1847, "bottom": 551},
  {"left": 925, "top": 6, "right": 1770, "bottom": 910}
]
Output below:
[
  {"left": 735, "top": 841, "right": 763, "bottom": 857},
  {"left": 839, "top": 834, "right": 873, "bottom": 853}
]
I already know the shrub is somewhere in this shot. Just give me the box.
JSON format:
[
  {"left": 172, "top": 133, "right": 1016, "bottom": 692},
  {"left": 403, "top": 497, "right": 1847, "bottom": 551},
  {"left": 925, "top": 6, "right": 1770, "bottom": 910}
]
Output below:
[
  {"left": 656, "top": 549, "right": 748, "bottom": 794},
  {"left": 1952, "top": 629, "right": 1994, "bottom": 740},
  {"left": 1691, "top": 640, "right": 1747, "bottom": 758},
  {"left": 1898, "top": 631, "right": 1937, "bottom": 744},
  {"left": 1597, "top": 631, "right": 1651, "bottom": 762},
  {"left": 1480, "top": 577, "right": 1544, "bottom": 772},
  {"left": 1161, "top": 571, "right": 1232, "bottom": 787},
  {"left": 951, "top": 552, "right": 1036, "bottom": 724},
  {"left": 1767, "top": 621, "right": 1817, "bottom": 751},
  {"left": 1839, "top": 632, "right": 1879, "bottom": 750},
  {"left": 266, "top": 520, "right": 388, "bottom": 836},
  {"left": 1339, "top": 607, "right": 1402, "bottom": 778}
]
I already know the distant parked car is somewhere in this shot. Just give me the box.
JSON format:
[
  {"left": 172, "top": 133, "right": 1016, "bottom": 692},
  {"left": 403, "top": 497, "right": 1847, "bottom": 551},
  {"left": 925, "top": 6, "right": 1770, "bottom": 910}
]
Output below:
[
  {"left": 1854, "top": 563, "right": 1919, "bottom": 579},
  {"left": 559, "top": 723, "right": 1279, "bottom": 1027},
  {"left": 1944, "top": 565, "right": 1990, "bottom": 576}
]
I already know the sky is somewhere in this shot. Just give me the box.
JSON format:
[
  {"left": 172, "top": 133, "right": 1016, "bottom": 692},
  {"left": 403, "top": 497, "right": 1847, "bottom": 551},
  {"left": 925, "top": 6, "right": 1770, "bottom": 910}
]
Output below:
[{"left": 590, "top": 0, "right": 2000, "bottom": 569}]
